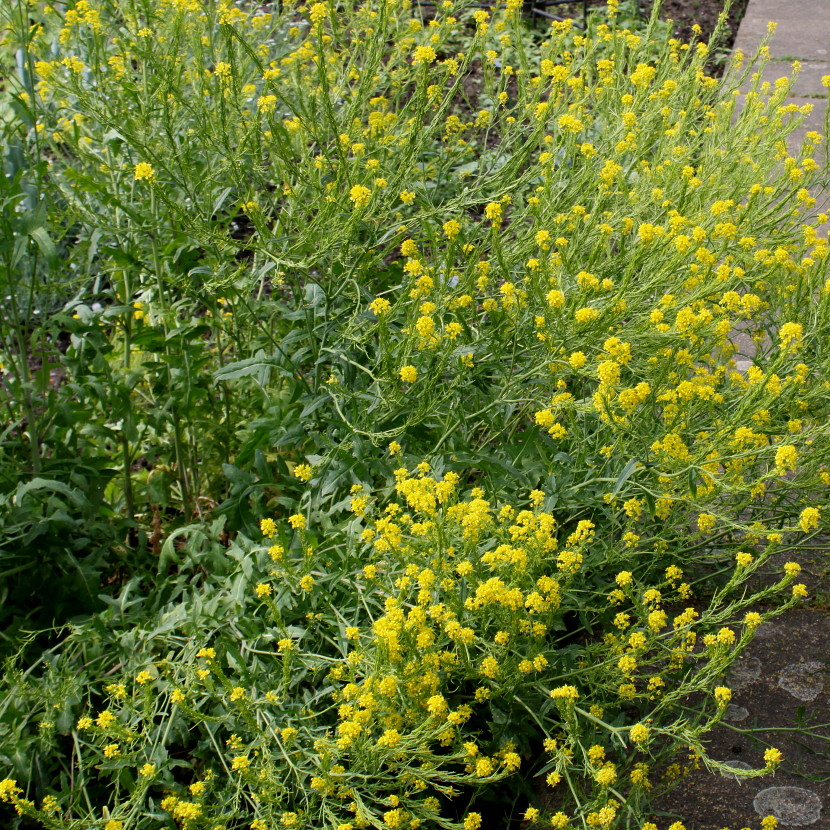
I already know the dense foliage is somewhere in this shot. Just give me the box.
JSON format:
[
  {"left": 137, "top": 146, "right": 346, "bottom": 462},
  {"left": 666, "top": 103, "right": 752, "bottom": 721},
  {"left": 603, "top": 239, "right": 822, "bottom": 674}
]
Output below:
[{"left": 0, "top": 0, "right": 828, "bottom": 828}]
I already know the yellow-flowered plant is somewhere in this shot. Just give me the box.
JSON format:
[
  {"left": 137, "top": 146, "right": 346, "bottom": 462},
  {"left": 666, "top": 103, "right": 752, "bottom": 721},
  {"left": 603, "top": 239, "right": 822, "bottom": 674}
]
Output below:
[
  {"left": 0, "top": 0, "right": 828, "bottom": 828},
  {"left": 3, "top": 469, "right": 806, "bottom": 830}
]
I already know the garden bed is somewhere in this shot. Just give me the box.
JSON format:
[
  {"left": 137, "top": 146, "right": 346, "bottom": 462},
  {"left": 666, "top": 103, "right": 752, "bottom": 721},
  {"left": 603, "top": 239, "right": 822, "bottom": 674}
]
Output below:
[{"left": 1, "top": 1, "right": 828, "bottom": 829}]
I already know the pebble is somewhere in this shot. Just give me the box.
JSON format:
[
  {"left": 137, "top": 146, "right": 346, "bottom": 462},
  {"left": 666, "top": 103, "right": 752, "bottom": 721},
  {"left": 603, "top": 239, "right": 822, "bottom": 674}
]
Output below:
[
  {"left": 724, "top": 704, "right": 750, "bottom": 722},
  {"left": 777, "top": 662, "right": 826, "bottom": 701},
  {"left": 727, "top": 655, "right": 762, "bottom": 689},
  {"left": 752, "top": 623, "right": 777, "bottom": 640},
  {"left": 753, "top": 786, "right": 822, "bottom": 825},
  {"left": 720, "top": 760, "right": 753, "bottom": 781}
]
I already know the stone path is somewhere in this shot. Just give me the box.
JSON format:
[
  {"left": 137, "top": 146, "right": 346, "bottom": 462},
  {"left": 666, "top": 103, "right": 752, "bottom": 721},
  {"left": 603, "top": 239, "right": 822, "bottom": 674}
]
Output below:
[
  {"left": 727, "top": 0, "right": 830, "bottom": 372},
  {"left": 732, "top": 0, "right": 830, "bottom": 151},
  {"left": 655, "top": 10, "right": 830, "bottom": 828},
  {"left": 654, "top": 606, "right": 830, "bottom": 828}
]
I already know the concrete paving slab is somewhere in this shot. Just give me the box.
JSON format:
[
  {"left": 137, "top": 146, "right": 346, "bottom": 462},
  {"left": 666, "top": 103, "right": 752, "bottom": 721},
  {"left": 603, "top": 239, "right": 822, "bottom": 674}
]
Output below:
[
  {"left": 776, "top": 96, "right": 829, "bottom": 152},
  {"left": 757, "top": 60, "right": 830, "bottom": 98},
  {"left": 733, "top": 0, "right": 830, "bottom": 61},
  {"left": 728, "top": 0, "right": 829, "bottom": 377}
]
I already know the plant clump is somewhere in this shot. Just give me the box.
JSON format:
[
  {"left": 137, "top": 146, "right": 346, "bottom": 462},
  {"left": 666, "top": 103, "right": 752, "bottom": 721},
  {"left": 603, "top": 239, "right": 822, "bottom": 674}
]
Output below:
[{"left": 0, "top": 0, "right": 828, "bottom": 828}]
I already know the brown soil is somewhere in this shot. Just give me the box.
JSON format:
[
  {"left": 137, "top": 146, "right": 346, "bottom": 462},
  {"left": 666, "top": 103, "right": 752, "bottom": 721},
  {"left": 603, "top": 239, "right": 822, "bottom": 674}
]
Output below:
[
  {"left": 534, "top": 0, "right": 750, "bottom": 72},
  {"left": 652, "top": 605, "right": 830, "bottom": 829},
  {"left": 656, "top": 0, "right": 751, "bottom": 54}
]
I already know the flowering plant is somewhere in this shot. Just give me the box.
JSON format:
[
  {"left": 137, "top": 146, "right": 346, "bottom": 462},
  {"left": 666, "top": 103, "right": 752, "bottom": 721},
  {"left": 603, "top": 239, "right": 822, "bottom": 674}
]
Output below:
[{"left": 0, "top": 0, "right": 828, "bottom": 828}]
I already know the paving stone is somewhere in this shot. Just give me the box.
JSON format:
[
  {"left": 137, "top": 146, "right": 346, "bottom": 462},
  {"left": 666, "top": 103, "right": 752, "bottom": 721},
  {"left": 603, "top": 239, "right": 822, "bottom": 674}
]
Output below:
[
  {"left": 734, "top": 0, "right": 830, "bottom": 60},
  {"left": 774, "top": 98, "right": 828, "bottom": 153},
  {"left": 756, "top": 60, "right": 830, "bottom": 98},
  {"left": 653, "top": 610, "right": 830, "bottom": 828},
  {"left": 752, "top": 622, "right": 777, "bottom": 640},
  {"left": 724, "top": 704, "right": 750, "bottom": 722},
  {"left": 726, "top": 655, "right": 763, "bottom": 689},
  {"left": 777, "top": 661, "right": 827, "bottom": 701},
  {"left": 753, "top": 786, "right": 823, "bottom": 825},
  {"left": 721, "top": 760, "right": 754, "bottom": 780}
]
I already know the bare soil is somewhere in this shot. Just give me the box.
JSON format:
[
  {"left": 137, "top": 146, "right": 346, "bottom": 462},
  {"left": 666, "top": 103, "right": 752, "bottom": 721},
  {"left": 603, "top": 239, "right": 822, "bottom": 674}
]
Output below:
[
  {"left": 656, "top": 0, "right": 751, "bottom": 54},
  {"left": 653, "top": 605, "right": 830, "bottom": 829}
]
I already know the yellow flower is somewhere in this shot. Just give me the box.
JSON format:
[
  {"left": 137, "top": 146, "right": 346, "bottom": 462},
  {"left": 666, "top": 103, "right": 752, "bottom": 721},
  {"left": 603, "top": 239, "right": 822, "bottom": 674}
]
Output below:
[
  {"left": 464, "top": 813, "right": 482, "bottom": 830},
  {"left": 713, "top": 686, "right": 731, "bottom": 707},
  {"left": 764, "top": 747, "right": 783, "bottom": 766},
  {"left": 96, "top": 710, "right": 116, "bottom": 728},
  {"left": 412, "top": 45, "right": 437, "bottom": 65},
  {"left": 134, "top": 162, "right": 155, "bottom": 182},
  {"left": 260, "top": 517, "right": 278, "bottom": 538},
  {"left": 779, "top": 321, "right": 803, "bottom": 351},
  {"left": 799, "top": 506, "right": 820, "bottom": 532},
  {"left": 369, "top": 297, "right": 391, "bottom": 316},
  {"left": 378, "top": 728, "right": 402, "bottom": 747},
  {"left": 41, "top": 794, "right": 58, "bottom": 813},
  {"left": 697, "top": 513, "right": 716, "bottom": 532},
  {"left": 547, "top": 289, "right": 565, "bottom": 308},
  {"left": 558, "top": 113, "right": 583, "bottom": 133},
  {"left": 294, "top": 463, "right": 312, "bottom": 481},
  {"left": 569, "top": 351, "right": 586, "bottom": 368},
  {"left": 574, "top": 306, "right": 599, "bottom": 323},
  {"left": 629, "top": 723, "right": 649, "bottom": 743},
  {"left": 255, "top": 583, "right": 272, "bottom": 598},
  {"left": 400, "top": 365, "right": 417, "bottom": 383},
  {"left": 232, "top": 755, "right": 251, "bottom": 772},
  {"left": 474, "top": 757, "right": 494, "bottom": 776},
  {"left": 257, "top": 94, "right": 277, "bottom": 114},
  {"left": 309, "top": 2, "right": 328, "bottom": 23},
  {"left": 426, "top": 694, "right": 448, "bottom": 716},
  {"left": 630, "top": 63, "right": 657, "bottom": 88},
  {"left": 349, "top": 185, "right": 371, "bottom": 209},
  {"left": 550, "top": 685, "right": 579, "bottom": 701},
  {"left": 484, "top": 202, "right": 503, "bottom": 224},
  {"left": 443, "top": 219, "right": 461, "bottom": 239},
  {"left": 288, "top": 513, "right": 306, "bottom": 530},
  {"left": 105, "top": 683, "right": 127, "bottom": 699},
  {"left": 0, "top": 779, "right": 22, "bottom": 802},
  {"left": 300, "top": 574, "right": 315, "bottom": 591},
  {"left": 62, "top": 56, "right": 85, "bottom": 73},
  {"left": 774, "top": 444, "right": 797, "bottom": 473}
]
